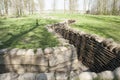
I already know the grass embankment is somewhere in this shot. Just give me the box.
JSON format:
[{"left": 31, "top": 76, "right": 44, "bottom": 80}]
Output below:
[
  {"left": 0, "top": 16, "right": 59, "bottom": 49},
  {"left": 49, "top": 14, "right": 120, "bottom": 43}
]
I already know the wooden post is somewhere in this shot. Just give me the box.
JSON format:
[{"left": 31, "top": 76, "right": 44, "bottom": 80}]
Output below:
[{"left": 36, "top": 19, "right": 39, "bottom": 26}]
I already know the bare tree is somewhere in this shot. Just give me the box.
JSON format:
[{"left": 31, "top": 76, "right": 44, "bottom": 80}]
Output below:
[
  {"left": 87, "top": 0, "right": 93, "bottom": 13},
  {"left": 74, "top": 0, "right": 78, "bottom": 12},
  {"left": 102, "top": 0, "right": 107, "bottom": 14},
  {"left": 112, "top": 0, "right": 118, "bottom": 15},
  {"left": 90, "top": 0, "right": 120, "bottom": 15},
  {"left": 38, "top": 0, "right": 44, "bottom": 13},
  {"left": 83, "top": 0, "right": 86, "bottom": 13},
  {"left": 31, "top": 0, "right": 35, "bottom": 14},
  {"left": 4, "top": 0, "right": 9, "bottom": 15},
  {"left": 0, "top": 0, "right": 3, "bottom": 16},
  {"left": 64, "top": 0, "right": 66, "bottom": 13},
  {"left": 53, "top": 0, "right": 56, "bottom": 11},
  {"left": 1, "top": 0, "right": 120, "bottom": 16},
  {"left": 69, "top": 0, "right": 72, "bottom": 12},
  {"left": 69, "top": 0, "right": 78, "bottom": 13},
  {"left": 119, "top": 0, "right": 120, "bottom": 15}
]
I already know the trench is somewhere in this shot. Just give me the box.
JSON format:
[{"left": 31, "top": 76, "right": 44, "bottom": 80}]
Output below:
[
  {"left": 0, "top": 20, "right": 120, "bottom": 80},
  {"left": 49, "top": 21, "right": 120, "bottom": 73}
]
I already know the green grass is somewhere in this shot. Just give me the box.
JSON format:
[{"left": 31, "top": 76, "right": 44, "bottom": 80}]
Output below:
[
  {"left": 0, "top": 15, "right": 59, "bottom": 49},
  {"left": 49, "top": 13, "right": 120, "bottom": 43},
  {"left": 0, "top": 14, "right": 119, "bottom": 49}
]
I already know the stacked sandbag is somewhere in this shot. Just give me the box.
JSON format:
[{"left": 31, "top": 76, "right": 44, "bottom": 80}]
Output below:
[
  {"left": 0, "top": 45, "right": 82, "bottom": 74},
  {"left": 48, "top": 46, "right": 80, "bottom": 72},
  {"left": 0, "top": 48, "right": 48, "bottom": 74},
  {"left": 114, "top": 67, "right": 120, "bottom": 80},
  {"left": 97, "top": 71, "right": 114, "bottom": 80}
]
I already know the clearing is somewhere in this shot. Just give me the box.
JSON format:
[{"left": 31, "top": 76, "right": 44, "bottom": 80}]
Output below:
[
  {"left": 0, "top": 15, "right": 59, "bottom": 49},
  {"left": 0, "top": 14, "right": 120, "bottom": 49},
  {"left": 49, "top": 13, "right": 120, "bottom": 43}
]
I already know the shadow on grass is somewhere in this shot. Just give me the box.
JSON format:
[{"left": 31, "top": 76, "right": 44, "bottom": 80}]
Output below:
[
  {"left": 37, "top": 27, "right": 59, "bottom": 49},
  {"left": 0, "top": 24, "right": 38, "bottom": 49},
  {"left": 0, "top": 18, "right": 59, "bottom": 49}
]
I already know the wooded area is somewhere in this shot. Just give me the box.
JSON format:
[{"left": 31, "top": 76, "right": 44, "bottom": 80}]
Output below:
[{"left": 0, "top": 0, "right": 120, "bottom": 16}]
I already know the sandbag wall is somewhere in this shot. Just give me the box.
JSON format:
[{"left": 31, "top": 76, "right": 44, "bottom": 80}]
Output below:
[
  {"left": 48, "top": 22, "right": 120, "bottom": 73},
  {"left": 0, "top": 46, "right": 81, "bottom": 74}
]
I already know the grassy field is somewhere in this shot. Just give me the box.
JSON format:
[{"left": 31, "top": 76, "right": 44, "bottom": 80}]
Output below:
[
  {"left": 0, "top": 15, "right": 59, "bottom": 49},
  {"left": 49, "top": 13, "right": 120, "bottom": 43},
  {"left": 0, "top": 14, "right": 120, "bottom": 49}
]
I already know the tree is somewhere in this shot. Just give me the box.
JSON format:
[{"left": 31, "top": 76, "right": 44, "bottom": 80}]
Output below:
[
  {"left": 119, "top": 1, "right": 120, "bottom": 15},
  {"left": 4, "top": 0, "right": 9, "bottom": 15},
  {"left": 53, "top": 0, "right": 56, "bottom": 11},
  {"left": 87, "top": 0, "right": 93, "bottom": 14},
  {"left": 64, "top": 0, "right": 66, "bottom": 13},
  {"left": 112, "top": 0, "right": 118, "bottom": 15},
  {"left": 74, "top": 0, "right": 78, "bottom": 12},
  {"left": 0, "top": 0, "right": 3, "bottom": 16},
  {"left": 15, "top": 0, "right": 23, "bottom": 16},
  {"left": 90, "top": 0, "right": 120, "bottom": 15},
  {"left": 103, "top": 0, "right": 107, "bottom": 14},
  {"left": 31, "top": 0, "right": 35, "bottom": 14},
  {"left": 38, "top": 0, "right": 44, "bottom": 13},
  {"left": 69, "top": 0, "right": 72, "bottom": 12},
  {"left": 69, "top": 0, "right": 78, "bottom": 13}
]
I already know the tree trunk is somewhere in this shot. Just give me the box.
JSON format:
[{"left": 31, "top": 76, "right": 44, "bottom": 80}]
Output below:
[
  {"left": 64, "top": 0, "right": 66, "bottom": 13},
  {"left": 53, "top": 0, "right": 56, "bottom": 12},
  {"left": 39, "top": 0, "right": 44, "bottom": 13},
  {"left": 0, "top": 9, "right": 2, "bottom": 16},
  {"left": 4, "top": 0, "right": 8, "bottom": 15},
  {"left": 83, "top": 0, "right": 86, "bottom": 13},
  {"left": 112, "top": 0, "right": 118, "bottom": 15}
]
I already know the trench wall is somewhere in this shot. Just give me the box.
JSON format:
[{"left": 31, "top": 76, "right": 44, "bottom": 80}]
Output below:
[
  {"left": 48, "top": 21, "right": 120, "bottom": 73},
  {"left": 0, "top": 46, "right": 82, "bottom": 74}
]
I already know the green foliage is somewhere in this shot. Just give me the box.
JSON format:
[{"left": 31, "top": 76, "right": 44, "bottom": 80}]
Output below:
[
  {"left": 0, "top": 16, "right": 59, "bottom": 49},
  {"left": 50, "top": 13, "right": 120, "bottom": 43}
]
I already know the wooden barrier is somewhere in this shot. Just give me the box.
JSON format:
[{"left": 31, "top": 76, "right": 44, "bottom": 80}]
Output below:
[{"left": 48, "top": 21, "right": 120, "bottom": 73}]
